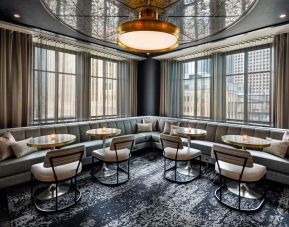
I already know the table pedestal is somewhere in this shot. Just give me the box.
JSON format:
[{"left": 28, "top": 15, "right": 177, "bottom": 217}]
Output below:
[
  {"left": 226, "top": 182, "right": 263, "bottom": 199},
  {"left": 176, "top": 136, "right": 198, "bottom": 177},
  {"left": 37, "top": 184, "right": 70, "bottom": 200},
  {"left": 96, "top": 138, "right": 117, "bottom": 178}
]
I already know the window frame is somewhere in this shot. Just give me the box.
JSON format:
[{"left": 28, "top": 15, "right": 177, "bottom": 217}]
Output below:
[
  {"left": 32, "top": 44, "right": 78, "bottom": 124},
  {"left": 182, "top": 56, "right": 213, "bottom": 119},
  {"left": 90, "top": 55, "right": 118, "bottom": 120},
  {"left": 224, "top": 44, "right": 273, "bottom": 126}
]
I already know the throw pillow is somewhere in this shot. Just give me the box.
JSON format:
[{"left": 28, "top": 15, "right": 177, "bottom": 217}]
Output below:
[
  {"left": 263, "top": 138, "right": 289, "bottom": 158},
  {"left": 170, "top": 125, "right": 181, "bottom": 136},
  {"left": 0, "top": 132, "right": 16, "bottom": 161},
  {"left": 282, "top": 131, "right": 289, "bottom": 156},
  {"left": 136, "top": 123, "right": 153, "bottom": 133},
  {"left": 10, "top": 138, "right": 37, "bottom": 158},
  {"left": 143, "top": 118, "right": 158, "bottom": 131},
  {"left": 163, "top": 121, "right": 180, "bottom": 134},
  {"left": 282, "top": 131, "right": 289, "bottom": 142}
]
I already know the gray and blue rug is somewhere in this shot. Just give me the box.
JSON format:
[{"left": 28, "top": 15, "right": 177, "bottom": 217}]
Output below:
[{"left": 5, "top": 151, "right": 289, "bottom": 227}]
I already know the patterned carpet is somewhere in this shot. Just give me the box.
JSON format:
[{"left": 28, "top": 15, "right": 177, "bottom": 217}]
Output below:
[{"left": 6, "top": 150, "right": 289, "bottom": 227}]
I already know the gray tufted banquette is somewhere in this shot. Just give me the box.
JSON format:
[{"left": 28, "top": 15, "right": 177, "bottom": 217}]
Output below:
[{"left": 1, "top": 116, "right": 289, "bottom": 189}]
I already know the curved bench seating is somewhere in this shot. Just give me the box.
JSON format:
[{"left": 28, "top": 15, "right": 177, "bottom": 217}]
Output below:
[{"left": 1, "top": 116, "right": 289, "bottom": 189}]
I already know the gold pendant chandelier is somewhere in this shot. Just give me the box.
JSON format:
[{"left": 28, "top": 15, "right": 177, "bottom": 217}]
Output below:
[{"left": 117, "top": 7, "right": 180, "bottom": 53}]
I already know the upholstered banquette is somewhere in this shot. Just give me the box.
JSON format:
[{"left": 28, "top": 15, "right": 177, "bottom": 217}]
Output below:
[{"left": 1, "top": 116, "right": 289, "bottom": 189}]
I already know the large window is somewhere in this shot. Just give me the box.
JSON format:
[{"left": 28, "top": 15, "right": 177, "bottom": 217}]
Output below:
[
  {"left": 225, "top": 47, "right": 272, "bottom": 124},
  {"left": 90, "top": 58, "right": 117, "bottom": 118},
  {"left": 183, "top": 58, "right": 212, "bottom": 118},
  {"left": 33, "top": 46, "right": 77, "bottom": 123}
]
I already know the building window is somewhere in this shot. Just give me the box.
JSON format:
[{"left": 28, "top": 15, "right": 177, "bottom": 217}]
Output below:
[
  {"left": 90, "top": 58, "right": 117, "bottom": 118},
  {"left": 33, "top": 46, "right": 77, "bottom": 123},
  {"left": 183, "top": 58, "right": 212, "bottom": 118},
  {"left": 225, "top": 47, "right": 272, "bottom": 124}
]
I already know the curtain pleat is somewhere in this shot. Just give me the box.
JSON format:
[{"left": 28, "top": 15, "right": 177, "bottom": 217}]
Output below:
[
  {"left": 273, "top": 33, "right": 289, "bottom": 128},
  {"left": 129, "top": 60, "right": 138, "bottom": 116},
  {"left": 0, "top": 29, "right": 32, "bottom": 128},
  {"left": 160, "top": 60, "right": 183, "bottom": 117}
]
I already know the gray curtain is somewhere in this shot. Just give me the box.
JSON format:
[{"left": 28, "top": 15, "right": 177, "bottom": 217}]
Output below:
[
  {"left": 0, "top": 29, "right": 33, "bottom": 128},
  {"left": 117, "top": 60, "right": 130, "bottom": 116},
  {"left": 160, "top": 60, "right": 183, "bottom": 117},
  {"left": 76, "top": 51, "right": 91, "bottom": 121},
  {"left": 129, "top": 60, "right": 138, "bottom": 116},
  {"left": 273, "top": 33, "right": 289, "bottom": 128},
  {"left": 212, "top": 52, "right": 225, "bottom": 121}
]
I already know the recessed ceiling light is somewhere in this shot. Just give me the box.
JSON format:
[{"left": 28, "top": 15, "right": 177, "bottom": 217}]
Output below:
[
  {"left": 13, "top": 14, "right": 21, "bottom": 18},
  {"left": 280, "top": 14, "right": 286, "bottom": 18}
]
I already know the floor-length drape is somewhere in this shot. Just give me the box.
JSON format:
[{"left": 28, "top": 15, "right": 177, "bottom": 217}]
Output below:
[
  {"left": 273, "top": 33, "right": 289, "bottom": 128},
  {"left": 160, "top": 60, "right": 183, "bottom": 117},
  {"left": 117, "top": 60, "right": 130, "bottom": 116},
  {"left": 0, "top": 29, "right": 33, "bottom": 128},
  {"left": 129, "top": 60, "right": 138, "bottom": 116}
]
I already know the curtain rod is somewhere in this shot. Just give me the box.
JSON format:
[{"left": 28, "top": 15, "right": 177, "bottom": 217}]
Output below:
[{"left": 175, "top": 35, "right": 274, "bottom": 61}]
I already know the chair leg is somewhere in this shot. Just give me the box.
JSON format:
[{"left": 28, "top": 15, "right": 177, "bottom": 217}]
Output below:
[
  {"left": 55, "top": 182, "right": 58, "bottom": 211},
  {"left": 117, "top": 163, "right": 119, "bottom": 185},
  {"left": 199, "top": 156, "right": 202, "bottom": 177},
  {"left": 91, "top": 156, "right": 94, "bottom": 176},
  {"left": 174, "top": 160, "right": 177, "bottom": 182},
  {"left": 238, "top": 181, "right": 241, "bottom": 210},
  {"left": 127, "top": 159, "right": 130, "bottom": 180},
  {"left": 219, "top": 175, "right": 223, "bottom": 202},
  {"left": 75, "top": 176, "right": 77, "bottom": 203},
  {"left": 264, "top": 174, "right": 267, "bottom": 199},
  {"left": 31, "top": 173, "right": 34, "bottom": 202}
]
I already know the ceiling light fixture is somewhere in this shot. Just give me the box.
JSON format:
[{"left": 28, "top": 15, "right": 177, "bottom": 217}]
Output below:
[
  {"left": 117, "top": 7, "right": 180, "bottom": 53},
  {"left": 13, "top": 13, "right": 21, "bottom": 18},
  {"left": 280, "top": 13, "right": 286, "bottom": 18}
]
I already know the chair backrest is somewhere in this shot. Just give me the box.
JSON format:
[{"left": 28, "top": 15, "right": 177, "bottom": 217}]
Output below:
[
  {"left": 110, "top": 135, "right": 135, "bottom": 151},
  {"left": 160, "top": 134, "right": 183, "bottom": 150},
  {"left": 212, "top": 144, "right": 253, "bottom": 168},
  {"left": 43, "top": 145, "right": 85, "bottom": 168}
]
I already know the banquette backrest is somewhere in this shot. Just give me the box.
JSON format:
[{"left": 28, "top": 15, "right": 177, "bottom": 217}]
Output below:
[{"left": 0, "top": 116, "right": 286, "bottom": 144}]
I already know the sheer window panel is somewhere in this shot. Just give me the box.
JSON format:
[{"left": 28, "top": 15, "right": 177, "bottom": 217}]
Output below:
[
  {"left": 58, "top": 73, "right": 76, "bottom": 119},
  {"left": 91, "top": 77, "right": 104, "bottom": 117},
  {"left": 196, "top": 78, "right": 210, "bottom": 117},
  {"left": 33, "top": 71, "right": 56, "bottom": 122},
  {"left": 226, "top": 75, "right": 244, "bottom": 121}
]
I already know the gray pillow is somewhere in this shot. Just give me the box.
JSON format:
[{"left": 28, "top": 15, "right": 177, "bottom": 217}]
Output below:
[
  {"left": 263, "top": 137, "right": 289, "bottom": 158},
  {"left": 10, "top": 138, "right": 37, "bottom": 158},
  {"left": 136, "top": 123, "right": 153, "bottom": 133},
  {"left": 163, "top": 121, "right": 180, "bottom": 134},
  {"left": 143, "top": 118, "right": 158, "bottom": 131}
]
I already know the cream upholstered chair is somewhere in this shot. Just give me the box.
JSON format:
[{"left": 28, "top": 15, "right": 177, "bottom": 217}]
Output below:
[
  {"left": 91, "top": 135, "right": 135, "bottom": 185},
  {"left": 31, "top": 145, "right": 84, "bottom": 213},
  {"left": 160, "top": 134, "right": 201, "bottom": 183},
  {"left": 212, "top": 144, "right": 266, "bottom": 212}
]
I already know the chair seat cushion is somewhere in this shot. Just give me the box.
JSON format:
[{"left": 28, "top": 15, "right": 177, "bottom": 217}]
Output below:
[
  {"left": 31, "top": 161, "right": 82, "bottom": 182},
  {"left": 163, "top": 146, "right": 201, "bottom": 161},
  {"left": 92, "top": 147, "right": 130, "bottom": 162},
  {"left": 215, "top": 161, "right": 266, "bottom": 182}
]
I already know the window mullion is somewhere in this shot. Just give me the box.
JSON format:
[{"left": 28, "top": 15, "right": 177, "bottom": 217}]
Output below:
[{"left": 244, "top": 51, "right": 248, "bottom": 123}]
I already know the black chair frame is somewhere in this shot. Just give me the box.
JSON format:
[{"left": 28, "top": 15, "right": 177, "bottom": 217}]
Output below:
[
  {"left": 31, "top": 150, "right": 84, "bottom": 213},
  {"left": 161, "top": 138, "right": 201, "bottom": 183},
  {"left": 214, "top": 149, "right": 266, "bottom": 212},
  {"left": 91, "top": 139, "right": 134, "bottom": 186}
]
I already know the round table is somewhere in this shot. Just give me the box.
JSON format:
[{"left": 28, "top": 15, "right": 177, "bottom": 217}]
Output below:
[
  {"left": 222, "top": 135, "right": 270, "bottom": 150},
  {"left": 27, "top": 134, "right": 76, "bottom": 150},
  {"left": 87, "top": 128, "right": 121, "bottom": 178},
  {"left": 221, "top": 134, "right": 270, "bottom": 199},
  {"left": 174, "top": 127, "right": 207, "bottom": 177},
  {"left": 27, "top": 134, "right": 76, "bottom": 200}
]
